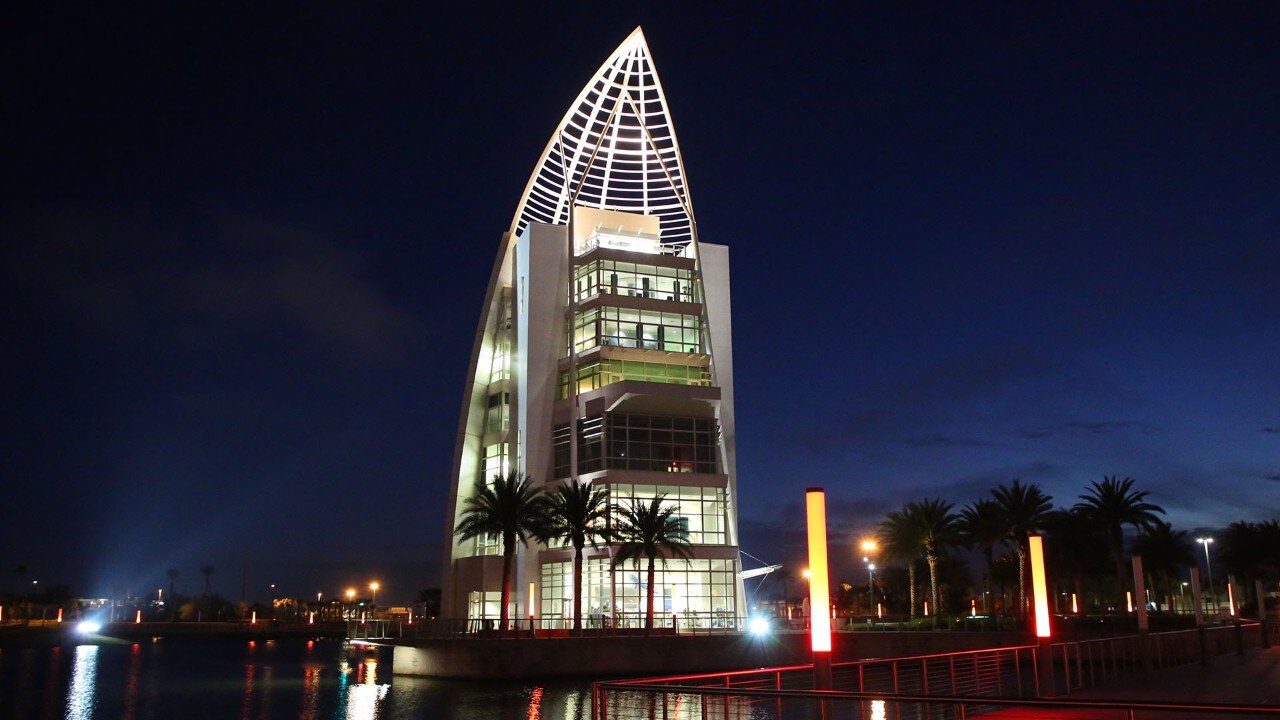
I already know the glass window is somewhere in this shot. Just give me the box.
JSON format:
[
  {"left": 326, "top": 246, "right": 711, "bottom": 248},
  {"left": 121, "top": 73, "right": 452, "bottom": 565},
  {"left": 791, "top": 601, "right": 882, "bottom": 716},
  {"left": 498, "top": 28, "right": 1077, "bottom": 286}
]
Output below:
[
  {"left": 572, "top": 260, "right": 701, "bottom": 304},
  {"left": 608, "top": 483, "right": 727, "bottom": 545}
]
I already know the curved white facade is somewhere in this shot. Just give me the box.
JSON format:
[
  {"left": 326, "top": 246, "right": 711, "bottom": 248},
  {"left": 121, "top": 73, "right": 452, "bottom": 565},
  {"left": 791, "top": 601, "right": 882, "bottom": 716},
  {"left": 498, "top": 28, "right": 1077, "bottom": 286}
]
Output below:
[{"left": 441, "top": 28, "right": 742, "bottom": 630}]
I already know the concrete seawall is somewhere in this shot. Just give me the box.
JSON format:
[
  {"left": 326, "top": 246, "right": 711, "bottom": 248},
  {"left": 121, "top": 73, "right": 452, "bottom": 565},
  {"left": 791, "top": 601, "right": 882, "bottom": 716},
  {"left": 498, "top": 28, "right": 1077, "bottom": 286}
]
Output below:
[{"left": 390, "top": 630, "right": 1031, "bottom": 679}]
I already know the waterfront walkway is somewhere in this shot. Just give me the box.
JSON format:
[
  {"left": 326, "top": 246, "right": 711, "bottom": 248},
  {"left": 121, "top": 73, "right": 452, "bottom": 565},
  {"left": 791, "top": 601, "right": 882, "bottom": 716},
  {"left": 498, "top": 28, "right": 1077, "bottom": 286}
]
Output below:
[{"left": 984, "top": 646, "right": 1280, "bottom": 718}]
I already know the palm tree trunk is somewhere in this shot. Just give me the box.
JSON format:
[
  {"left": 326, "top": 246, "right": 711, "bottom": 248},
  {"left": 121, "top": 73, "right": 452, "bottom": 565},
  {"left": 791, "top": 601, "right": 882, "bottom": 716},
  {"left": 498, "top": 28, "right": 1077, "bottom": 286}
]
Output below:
[
  {"left": 1016, "top": 545, "right": 1028, "bottom": 618},
  {"left": 982, "top": 546, "right": 994, "bottom": 613},
  {"left": 908, "top": 562, "right": 918, "bottom": 619},
  {"left": 572, "top": 543, "right": 584, "bottom": 634},
  {"left": 927, "top": 553, "right": 939, "bottom": 627},
  {"left": 645, "top": 555, "right": 656, "bottom": 632},
  {"left": 1110, "top": 525, "right": 1125, "bottom": 605},
  {"left": 500, "top": 541, "right": 514, "bottom": 632}
]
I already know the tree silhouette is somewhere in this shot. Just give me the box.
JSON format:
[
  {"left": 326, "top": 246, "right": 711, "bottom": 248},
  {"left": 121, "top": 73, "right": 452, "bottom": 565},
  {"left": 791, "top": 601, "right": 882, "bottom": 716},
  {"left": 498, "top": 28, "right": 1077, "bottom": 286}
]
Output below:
[
  {"left": 957, "top": 499, "right": 1008, "bottom": 613},
  {"left": 536, "top": 479, "right": 610, "bottom": 633},
  {"left": 1075, "top": 476, "right": 1165, "bottom": 602},
  {"left": 611, "top": 495, "right": 693, "bottom": 632},
  {"left": 878, "top": 509, "right": 923, "bottom": 618},
  {"left": 1217, "top": 520, "right": 1280, "bottom": 600},
  {"left": 1042, "top": 508, "right": 1109, "bottom": 613},
  {"left": 1132, "top": 519, "right": 1193, "bottom": 609},
  {"left": 883, "top": 499, "right": 959, "bottom": 620},
  {"left": 200, "top": 566, "right": 217, "bottom": 597},
  {"left": 453, "top": 471, "right": 545, "bottom": 631},
  {"left": 991, "top": 480, "right": 1053, "bottom": 615}
]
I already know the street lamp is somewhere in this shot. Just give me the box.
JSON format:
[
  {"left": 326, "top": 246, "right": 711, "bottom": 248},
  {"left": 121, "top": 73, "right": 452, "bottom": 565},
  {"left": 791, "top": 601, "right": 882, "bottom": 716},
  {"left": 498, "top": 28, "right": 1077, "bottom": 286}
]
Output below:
[
  {"left": 861, "top": 539, "right": 878, "bottom": 618},
  {"left": 866, "top": 562, "right": 876, "bottom": 616},
  {"left": 1196, "top": 538, "right": 1215, "bottom": 612},
  {"left": 369, "top": 581, "right": 380, "bottom": 609}
]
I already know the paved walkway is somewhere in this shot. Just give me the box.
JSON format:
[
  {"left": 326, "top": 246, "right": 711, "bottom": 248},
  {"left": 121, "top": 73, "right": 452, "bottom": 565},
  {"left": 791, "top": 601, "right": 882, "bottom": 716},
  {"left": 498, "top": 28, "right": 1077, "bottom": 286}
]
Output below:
[
  {"left": 982, "top": 647, "right": 1280, "bottom": 718},
  {"left": 1071, "top": 646, "right": 1280, "bottom": 705}
]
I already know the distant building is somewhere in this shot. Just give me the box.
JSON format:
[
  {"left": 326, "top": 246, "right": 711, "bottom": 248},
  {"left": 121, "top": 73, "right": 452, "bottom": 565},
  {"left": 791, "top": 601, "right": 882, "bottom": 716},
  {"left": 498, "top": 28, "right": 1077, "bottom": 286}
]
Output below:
[{"left": 440, "top": 28, "right": 743, "bottom": 628}]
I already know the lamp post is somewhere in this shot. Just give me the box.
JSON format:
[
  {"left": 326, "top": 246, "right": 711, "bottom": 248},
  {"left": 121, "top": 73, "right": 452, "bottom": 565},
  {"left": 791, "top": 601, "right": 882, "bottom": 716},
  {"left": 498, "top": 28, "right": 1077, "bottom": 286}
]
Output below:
[
  {"left": 369, "top": 582, "right": 380, "bottom": 611},
  {"left": 345, "top": 587, "right": 356, "bottom": 620},
  {"left": 1196, "top": 538, "right": 1214, "bottom": 613},
  {"left": 860, "top": 540, "right": 878, "bottom": 618},
  {"left": 866, "top": 562, "right": 876, "bottom": 617}
]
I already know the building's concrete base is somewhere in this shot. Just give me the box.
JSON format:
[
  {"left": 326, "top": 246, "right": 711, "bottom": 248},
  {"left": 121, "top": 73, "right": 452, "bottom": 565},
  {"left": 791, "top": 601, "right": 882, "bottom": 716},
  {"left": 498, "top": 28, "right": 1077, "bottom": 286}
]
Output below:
[{"left": 389, "top": 630, "right": 1030, "bottom": 679}]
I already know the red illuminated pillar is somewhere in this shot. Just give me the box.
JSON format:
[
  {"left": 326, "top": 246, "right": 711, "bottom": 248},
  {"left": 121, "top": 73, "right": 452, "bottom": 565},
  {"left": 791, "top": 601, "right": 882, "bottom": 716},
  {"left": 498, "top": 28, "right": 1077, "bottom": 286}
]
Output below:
[
  {"left": 1028, "top": 535, "right": 1054, "bottom": 696},
  {"left": 806, "top": 488, "right": 833, "bottom": 689}
]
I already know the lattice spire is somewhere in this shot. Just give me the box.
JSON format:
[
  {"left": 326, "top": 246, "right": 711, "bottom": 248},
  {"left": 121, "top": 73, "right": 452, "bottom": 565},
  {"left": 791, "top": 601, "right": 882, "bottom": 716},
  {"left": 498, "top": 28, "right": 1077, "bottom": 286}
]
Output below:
[{"left": 508, "top": 27, "right": 695, "bottom": 247}]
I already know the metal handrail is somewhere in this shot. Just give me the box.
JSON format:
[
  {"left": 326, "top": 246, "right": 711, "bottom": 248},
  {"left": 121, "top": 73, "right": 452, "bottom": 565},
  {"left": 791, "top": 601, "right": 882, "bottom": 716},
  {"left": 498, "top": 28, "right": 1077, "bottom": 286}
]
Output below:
[{"left": 593, "top": 682, "right": 1280, "bottom": 717}]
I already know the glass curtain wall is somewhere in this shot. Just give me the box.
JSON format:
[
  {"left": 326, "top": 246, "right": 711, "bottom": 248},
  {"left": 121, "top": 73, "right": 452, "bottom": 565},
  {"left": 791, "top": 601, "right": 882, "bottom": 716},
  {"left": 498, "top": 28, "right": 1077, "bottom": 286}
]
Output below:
[
  {"left": 572, "top": 260, "right": 699, "bottom": 304},
  {"left": 539, "top": 558, "right": 737, "bottom": 629}
]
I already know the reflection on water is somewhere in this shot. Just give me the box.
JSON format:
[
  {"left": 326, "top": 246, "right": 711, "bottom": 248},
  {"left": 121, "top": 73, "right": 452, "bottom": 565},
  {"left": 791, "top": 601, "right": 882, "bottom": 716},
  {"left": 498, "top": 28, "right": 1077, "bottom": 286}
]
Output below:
[
  {"left": 0, "top": 640, "right": 593, "bottom": 720},
  {"left": 121, "top": 643, "right": 142, "bottom": 720},
  {"left": 66, "top": 645, "right": 98, "bottom": 720},
  {"left": 344, "top": 658, "right": 391, "bottom": 720},
  {"left": 527, "top": 686, "right": 543, "bottom": 720}
]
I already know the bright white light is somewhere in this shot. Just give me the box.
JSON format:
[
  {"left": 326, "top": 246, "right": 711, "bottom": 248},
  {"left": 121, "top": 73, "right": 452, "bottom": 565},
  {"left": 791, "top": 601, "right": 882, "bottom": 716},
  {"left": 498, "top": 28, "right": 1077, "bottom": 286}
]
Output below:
[
  {"left": 749, "top": 617, "right": 770, "bottom": 635},
  {"left": 77, "top": 621, "right": 102, "bottom": 634}
]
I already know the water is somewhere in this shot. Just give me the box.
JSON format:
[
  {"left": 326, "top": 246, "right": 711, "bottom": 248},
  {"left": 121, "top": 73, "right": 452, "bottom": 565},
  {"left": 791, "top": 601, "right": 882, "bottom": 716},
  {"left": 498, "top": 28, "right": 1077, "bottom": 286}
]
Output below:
[{"left": 0, "top": 639, "right": 591, "bottom": 720}]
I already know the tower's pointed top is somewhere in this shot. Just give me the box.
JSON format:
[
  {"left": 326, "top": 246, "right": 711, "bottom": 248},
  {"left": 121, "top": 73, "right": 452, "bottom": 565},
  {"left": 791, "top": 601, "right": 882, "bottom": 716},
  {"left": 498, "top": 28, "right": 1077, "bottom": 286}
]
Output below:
[{"left": 508, "top": 28, "right": 696, "bottom": 246}]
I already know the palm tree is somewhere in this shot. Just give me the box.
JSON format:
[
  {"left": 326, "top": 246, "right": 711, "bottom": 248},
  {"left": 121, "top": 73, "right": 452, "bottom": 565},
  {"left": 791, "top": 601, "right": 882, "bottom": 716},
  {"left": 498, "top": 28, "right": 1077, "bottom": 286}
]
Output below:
[
  {"left": 1075, "top": 476, "right": 1165, "bottom": 601},
  {"left": 879, "top": 509, "right": 923, "bottom": 618},
  {"left": 991, "top": 480, "right": 1053, "bottom": 615},
  {"left": 453, "top": 471, "right": 546, "bottom": 631},
  {"left": 166, "top": 568, "right": 180, "bottom": 620},
  {"left": 882, "top": 499, "right": 959, "bottom": 619},
  {"left": 1132, "top": 520, "right": 1193, "bottom": 610},
  {"left": 957, "top": 499, "right": 1008, "bottom": 613},
  {"left": 537, "top": 479, "right": 610, "bottom": 633},
  {"left": 611, "top": 496, "right": 694, "bottom": 632},
  {"left": 909, "top": 499, "right": 960, "bottom": 617},
  {"left": 200, "top": 565, "right": 217, "bottom": 596},
  {"left": 1042, "top": 508, "right": 1109, "bottom": 614},
  {"left": 1217, "top": 520, "right": 1280, "bottom": 606}
]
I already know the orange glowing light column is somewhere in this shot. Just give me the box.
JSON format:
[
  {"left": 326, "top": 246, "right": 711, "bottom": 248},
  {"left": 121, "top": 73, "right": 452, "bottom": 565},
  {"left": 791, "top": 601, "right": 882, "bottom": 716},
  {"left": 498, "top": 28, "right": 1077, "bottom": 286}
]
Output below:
[
  {"left": 805, "top": 488, "right": 833, "bottom": 689},
  {"left": 1028, "top": 535, "right": 1051, "bottom": 638},
  {"left": 806, "top": 489, "right": 831, "bottom": 651}
]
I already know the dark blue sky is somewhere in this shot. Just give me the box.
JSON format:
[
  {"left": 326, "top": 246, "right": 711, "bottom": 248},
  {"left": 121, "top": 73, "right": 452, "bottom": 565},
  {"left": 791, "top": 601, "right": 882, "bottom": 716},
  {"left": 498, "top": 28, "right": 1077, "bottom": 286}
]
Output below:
[{"left": 4, "top": 3, "right": 1278, "bottom": 603}]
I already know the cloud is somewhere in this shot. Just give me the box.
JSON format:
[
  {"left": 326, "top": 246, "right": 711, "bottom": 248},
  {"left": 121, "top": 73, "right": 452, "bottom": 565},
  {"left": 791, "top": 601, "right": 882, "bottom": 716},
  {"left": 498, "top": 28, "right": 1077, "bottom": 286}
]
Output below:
[
  {"left": 797, "top": 346, "right": 1066, "bottom": 453},
  {"left": 1018, "top": 420, "right": 1160, "bottom": 440},
  {"left": 5, "top": 204, "right": 417, "bottom": 364},
  {"left": 1263, "top": 474, "right": 1280, "bottom": 482},
  {"left": 1262, "top": 427, "right": 1280, "bottom": 434},
  {"left": 904, "top": 434, "right": 992, "bottom": 448}
]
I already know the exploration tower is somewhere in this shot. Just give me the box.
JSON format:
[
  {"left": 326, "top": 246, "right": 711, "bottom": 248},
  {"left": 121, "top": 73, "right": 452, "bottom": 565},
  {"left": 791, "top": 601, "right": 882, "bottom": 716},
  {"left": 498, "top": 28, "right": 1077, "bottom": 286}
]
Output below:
[{"left": 441, "top": 27, "right": 743, "bottom": 628}]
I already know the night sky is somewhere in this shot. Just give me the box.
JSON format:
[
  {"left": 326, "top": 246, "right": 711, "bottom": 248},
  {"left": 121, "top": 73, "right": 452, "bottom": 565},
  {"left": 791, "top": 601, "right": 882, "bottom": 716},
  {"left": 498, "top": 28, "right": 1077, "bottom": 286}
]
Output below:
[{"left": 4, "top": 3, "right": 1278, "bottom": 604}]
